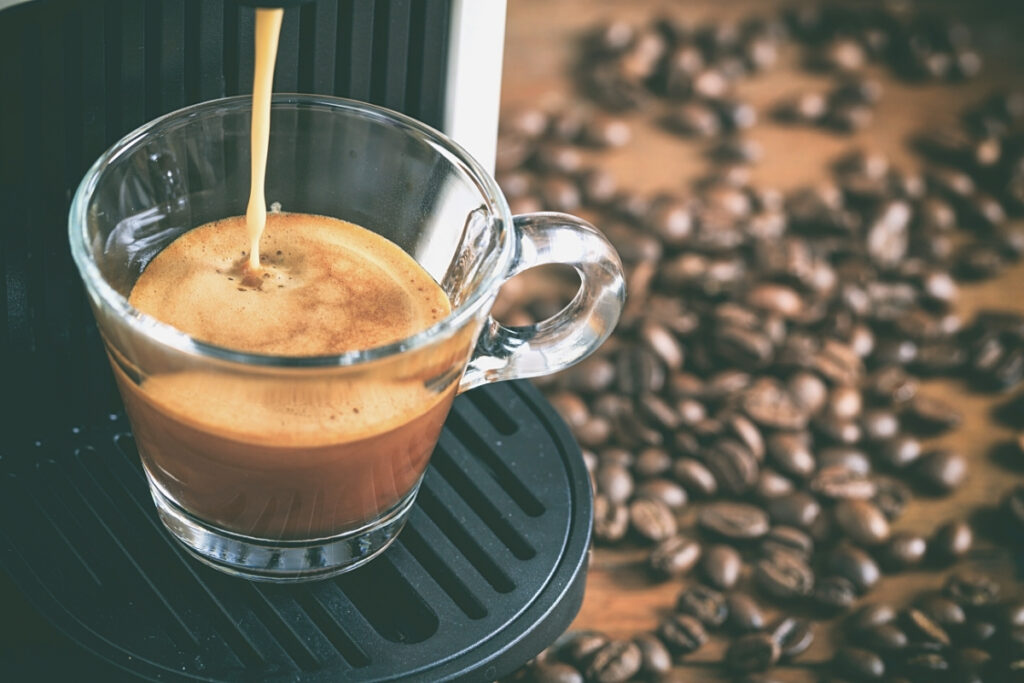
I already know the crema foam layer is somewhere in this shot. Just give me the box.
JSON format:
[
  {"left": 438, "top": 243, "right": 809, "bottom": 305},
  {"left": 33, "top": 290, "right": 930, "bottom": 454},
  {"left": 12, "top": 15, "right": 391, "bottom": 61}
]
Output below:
[{"left": 130, "top": 212, "right": 450, "bottom": 356}]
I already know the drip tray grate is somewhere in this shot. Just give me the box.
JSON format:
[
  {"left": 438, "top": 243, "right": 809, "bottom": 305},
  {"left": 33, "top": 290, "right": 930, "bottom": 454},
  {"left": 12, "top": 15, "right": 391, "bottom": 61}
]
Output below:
[{"left": 0, "top": 381, "right": 591, "bottom": 682}]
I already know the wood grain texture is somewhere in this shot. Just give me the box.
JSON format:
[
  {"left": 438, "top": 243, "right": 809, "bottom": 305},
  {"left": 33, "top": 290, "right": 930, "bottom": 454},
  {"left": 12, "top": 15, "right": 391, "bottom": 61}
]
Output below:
[{"left": 500, "top": 0, "right": 1024, "bottom": 677}]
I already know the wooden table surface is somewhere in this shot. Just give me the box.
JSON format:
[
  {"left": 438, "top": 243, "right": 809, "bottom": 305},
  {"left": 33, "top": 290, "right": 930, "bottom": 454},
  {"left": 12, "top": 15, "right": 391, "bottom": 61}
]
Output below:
[{"left": 499, "top": 1, "right": 1024, "bottom": 679}]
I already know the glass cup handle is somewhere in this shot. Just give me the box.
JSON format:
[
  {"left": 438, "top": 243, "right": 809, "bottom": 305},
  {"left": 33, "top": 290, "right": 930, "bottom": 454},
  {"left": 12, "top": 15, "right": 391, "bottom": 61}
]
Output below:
[{"left": 459, "top": 211, "right": 626, "bottom": 393}]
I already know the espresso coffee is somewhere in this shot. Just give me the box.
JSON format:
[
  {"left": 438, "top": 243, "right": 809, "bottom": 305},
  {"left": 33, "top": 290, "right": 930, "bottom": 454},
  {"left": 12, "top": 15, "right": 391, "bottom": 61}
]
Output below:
[{"left": 119, "top": 213, "right": 463, "bottom": 539}]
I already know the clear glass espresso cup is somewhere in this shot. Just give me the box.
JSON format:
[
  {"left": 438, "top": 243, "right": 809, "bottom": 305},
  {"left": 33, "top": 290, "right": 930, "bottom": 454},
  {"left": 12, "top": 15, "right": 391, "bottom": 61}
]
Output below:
[{"left": 69, "top": 95, "right": 624, "bottom": 582}]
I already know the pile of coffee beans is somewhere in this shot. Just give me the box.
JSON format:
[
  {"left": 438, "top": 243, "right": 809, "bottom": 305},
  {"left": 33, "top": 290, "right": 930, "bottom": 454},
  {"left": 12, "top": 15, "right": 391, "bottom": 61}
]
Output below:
[{"left": 498, "top": 3, "right": 1023, "bottom": 681}]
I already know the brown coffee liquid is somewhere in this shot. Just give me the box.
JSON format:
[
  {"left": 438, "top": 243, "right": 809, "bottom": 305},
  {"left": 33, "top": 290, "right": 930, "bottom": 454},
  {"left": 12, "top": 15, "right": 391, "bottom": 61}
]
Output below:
[{"left": 120, "top": 214, "right": 461, "bottom": 538}]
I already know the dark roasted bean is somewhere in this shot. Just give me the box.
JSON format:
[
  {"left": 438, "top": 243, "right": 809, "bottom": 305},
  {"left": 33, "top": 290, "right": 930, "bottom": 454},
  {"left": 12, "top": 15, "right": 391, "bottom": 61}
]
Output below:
[
  {"left": 567, "top": 632, "right": 608, "bottom": 665},
  {"left": 596, "top": 463, "right": 633, "bottom": 504},
  {"left": 630, "top": 498, "right": 677, "bottom": 543},
  {"left": 944, "top": 572, "right": 1001, "bottom": 608},
  {"left": 834, "top": 647, "right": 885, "bottom": 680},
  {"left": 871, "top": 477, "right": 912, "bottom": 521},
  {"left": 767, "top": 432, "right": 816, "bottom": 479},
  {"left": 771, "top": 617, "right": 814, "bottom": 658},
  {"left": 903, "top": 608, "right": 952, "bottom": 647},
  {"left": 914, "top": 449, "right": 968, "bottom": 493},
  {"left": 742, "top": 378, "right": 809, "bottom": 430},
  {"left": 766, "top": 492, "right": 821, "bottom": 529},
  {"left": 697, "top": 543, "right": 741, "bottom": 589},
  {"left": 755, "top": 468, "right": 797, "bottom": 500},
  {"left": 649, "top": 535, "right": 702, "bottom": 578},
  {"left": 699, "top": 502, "right": 770, "bottom": 539},
  {"left": 858, "top": 623, "right": 908, "bottom": 652},
  {"left": 811, "top": 465, "right": 877, "bottom": 500},
  {"left": 827, "top": 544, "right": 880, "bottom": 593},
  {"left": 530, "top": 661, "right": 583, "bottom": 683},
  {"left": 755, "top": 551, "right": 814, "bottom": 599},
  {"left": 728, "top": 594, "right": 766, "bottom": 633},
  {"left": 906, "top": 395, "right": 963, "bottom": 434},
  {"left": 727, "top": 633, "right": 780, "bottom": 672},
  {"left": 585, "top": 640, "right": 642, "bottom": 683},
  {"left": 813, "top": 575, "right": 858, "bottom": 612},
  {"left": 902, "top": 653, "right": 950, "bottom": 676},
  {"left": 673, "top": 458, "right": 718, "bottom": 497},
  {"left": 632, "top": 633, "right": 671, "bottom": 676},
  {"left": 930, "top": 520, "right": 973, "bottom": 562},
  {"left": 701, "top": 437, "right": 759, "bottom": 495},
  {"left": 761, "top": 526, "right": 813, "bottom": 559},
  {"left": 658, "top": 613, "right": 707, "bottom": 654},
  {"left": 876, "top": 435, "right": 922, "bottom": 469},
  {"left": 676, "top": 584, "right": 728, "bottom": 628},
  {"left": 881, "top": 532, "right": 928, "bottom": 570},
  {"left": 849, "top": 604, "right": 898, "bottom": 633},
  {"left": 636, "top": 478, "right": 688, "bottom": 509},
  {"left": 916, "top": 594, "right": 966, "bottom": 628},
  {"left": 594, "top": 495, "right": 629, "bottom": 543}
]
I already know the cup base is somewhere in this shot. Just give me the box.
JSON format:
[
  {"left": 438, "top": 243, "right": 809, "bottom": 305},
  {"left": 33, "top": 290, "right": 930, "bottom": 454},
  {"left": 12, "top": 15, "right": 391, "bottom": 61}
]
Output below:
[{"left": 146, "top": 471, "right": 418, "bottom": 582}]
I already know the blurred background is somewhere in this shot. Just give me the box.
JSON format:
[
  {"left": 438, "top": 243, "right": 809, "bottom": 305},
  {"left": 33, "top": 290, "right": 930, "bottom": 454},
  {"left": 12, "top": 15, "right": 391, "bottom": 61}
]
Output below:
[{"left": 494, "top": 1, "right": 1024, "bottom": 681}]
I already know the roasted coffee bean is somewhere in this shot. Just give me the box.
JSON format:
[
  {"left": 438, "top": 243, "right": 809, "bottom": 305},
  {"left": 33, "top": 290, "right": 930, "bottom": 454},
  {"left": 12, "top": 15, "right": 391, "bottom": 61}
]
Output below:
[
  {"left": 649, "top": 535, "right": 702, "bottom": 578},
  {"left": 632, "top": 633, "right": 671, "bottom": 676},
  {"left": 583, "top": 115, "right": 632, "bottom": 148},
  {"left": 755, "top": 468, "right": 797, "bottom": 500},
  {"left": 813, "top": 575, "right": 858, "bottom": 612},
  {"left": 726, "top": 414, "right": 766, "bottom": 462},
  {"left": 702, "top": 544, "right": 742, "bottom": 589},
  {"left": 828, "top": 385, "right": 864, "bottom": 420},
  {"left": 702, "top": 437, "right": 759, "bottom": 495},
  {"left": 530, "top": 661, "right": 583, "bottom": 683},
  {"left": 835, "top": 499, "right": 891, "bottom": 546},
  {"left": 903, "top": 608, "right": 952, "bottom": 647},
  {"left": 944, "top": 572, "right": 1001, "bottom": 608},
  {"left": 930, "top": 520, "right": 973, "bottom": 562},
  {"left": 633, "top": 447, "right": 671, "bottom": 479},
  {"left": 637, "top": 394, "right": 680, "bottom": 431},
  {"left": 676, "top": 399, "right": 707, "bottom": 426},
  {"left": 673, "top": 458, "right": 718, "bottom": 497},
  {"left": 616, "top": 347, "right": 666, "bottom": 396},
  {"left": 574, "top": 415, "right": 612, "bottom": 448},
  {"left": 636, "top": 478, "right": 688, "bottom": 509},
  {"left": 827, "top": 544, "right": 880, "bottom": 593},
  {"left": 906, "top": 395, "right": 963, "bottom": 434},
  {"left": 727, "top": 633, "right": 780, "bottom": 672},
  {"left": 1006, "top": 485, "right": 1024, "bottom": 528},
  {"left": 565, "top": 356, "right": 617, "bottom": 394},
  {"left": 596, "top": 463, "right": 634, "bottom": 504},
  {"left": 813, "top": 413, "right": 862, "bottom": 445},
  {"left": 881, "top": 532, "right": 928, "bottom": 570},
  {"left": 742, "top": 378, "right": 809, "bottom": 430},
  {"left": 914, "top": 449, "right": 968, "bottom": 493},
  {"left": 755, "top": 551, "right": 814, "bottom": 599},
  {"left": 676, "top": 584, "right": 728, "bottom": 628},
  {"left": 866, "top": 366, "right": 918, "bottom": 405},
  {"left": 567, "top": 631, "right": 608, "bottom": 665},
  {"left": 549, "top": 391, "right": 590, "bottom": 429},
  {"left": 818, "top": 447, "right": 872, "bottom": 476},
  {"left": 728, "top": 593, "right": 766, "bottom": 633},
  {"left": 861, "top": 409, "right": 899, "bottom": 442},
  {"left": 871, "top": 476, "right": 912, "bottom": 521},
  {"left": 761, "top": 526, "right": 814, "bottom": 559},
  {"left": 850, "top": 604, "right": 898, "bottom": 633},
  {"left": 1001, "top": 600, "right": 1024, "bottom": 629},
  {"left": 585, "top": 640, "right": 642, "bottom": 683},
  {"left": 640, "top": 322, "right": 685, "bottom": 371},
  {"left": 810, "top": 465, "right": 876, "bottom": 502},
  {"left": 667, "top": 102, "right": 722, "bottom": 137},
  {"left": 767, "top": 432, "right": 815, "bottom": 479},
  {"left": 959, "top": 620, "right": 997, "bottom": 646},
  {"left": 771, "top": 617, "right": 814, "bottom": 658},
  {"left": 658, "top": 613, "right": 707, "bottom": 654},
  {"left": 594, "top": 495, "right": 629, "bottom": 543},
  {"left": 916, "top": 594, "right": 966, "bottom": 628},
  {"left": 699, "top": 502, "right": 770, "bottom": 540},
  {"left": 859, "top": 623, "right": 908, "bottom": 652},
  {"left": 599, "top": 447, "right": 633, "bottom": 469},
  {"left": 902, "top": 652, "right": 950, "bottom": 675},
  {"left": 787, "top": 370, "right": 828, "bottom": 415},
  {"left": 834, "top": 647, "right": 885, "bottom": 680},
  {"left": 876, "top": 435, "right": 922, "bottom": 469},
  {"left": 630, "top": 498, "right": 677, "bottom": 543},
  {"left": 767, "top": 492, "right": 821, "bottom": 529},
  {"left": 646, "top": 197, "right": 694, "bottom": 248}
]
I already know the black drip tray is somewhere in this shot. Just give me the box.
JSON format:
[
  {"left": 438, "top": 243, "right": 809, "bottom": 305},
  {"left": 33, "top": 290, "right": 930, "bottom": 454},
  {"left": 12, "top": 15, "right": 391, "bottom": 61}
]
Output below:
[{"left": 0, "top": 381, "right": 591, "bottom": 682}]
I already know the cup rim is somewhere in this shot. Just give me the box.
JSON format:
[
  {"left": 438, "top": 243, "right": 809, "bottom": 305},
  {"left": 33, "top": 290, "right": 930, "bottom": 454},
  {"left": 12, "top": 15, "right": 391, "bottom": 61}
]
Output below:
[{"left": 69, "top": 94, "right": 514, "bottom": 368}]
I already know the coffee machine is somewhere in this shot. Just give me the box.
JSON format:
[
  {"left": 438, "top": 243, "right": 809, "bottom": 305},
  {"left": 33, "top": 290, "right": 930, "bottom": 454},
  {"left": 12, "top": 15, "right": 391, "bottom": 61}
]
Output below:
[{"left": 0, "top": 1, "right": 592, "bottom": 680}]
